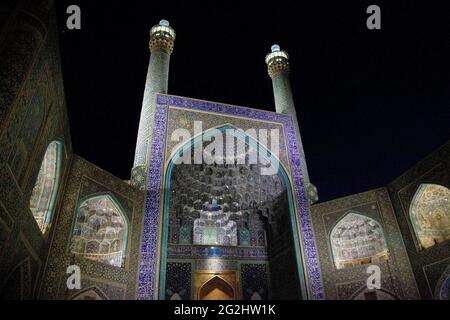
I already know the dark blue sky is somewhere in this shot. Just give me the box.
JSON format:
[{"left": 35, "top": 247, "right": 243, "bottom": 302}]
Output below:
[{"left": 56, "top": 0, "right": 450, "bottom": 202}]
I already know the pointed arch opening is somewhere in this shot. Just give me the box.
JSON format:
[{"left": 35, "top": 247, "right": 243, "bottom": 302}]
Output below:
[
  {"left": 409, "top": 184, "right": 450, "bottom": 249},
  {"left": 330, "top": 212, "right": 389, "bottom": 269},
  {"left": 29, "top": 140, "right": 62, "bottom": 235},
  {"left": 160, "top": 124, "right": 308, "bottom": 300},
  {"left": 70, "top": 194, "right": 129, "bottom": 268}
]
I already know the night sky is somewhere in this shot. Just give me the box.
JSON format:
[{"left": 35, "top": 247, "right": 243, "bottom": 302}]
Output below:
[{"left": 55, "top": 1, "right": 450, "bottom": 202}]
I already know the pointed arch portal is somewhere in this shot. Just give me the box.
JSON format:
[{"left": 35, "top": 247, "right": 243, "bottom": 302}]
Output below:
[
  {"left": 137, "top": 94, "right": 324, "bottom": 300},
  {"left": 160, "top": 124, "right": 307, "bottom": 299}
]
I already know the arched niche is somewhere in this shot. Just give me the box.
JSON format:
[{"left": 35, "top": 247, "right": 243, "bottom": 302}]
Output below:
[
  {"left": 70, "top": 194, "right": 129, "bottom": 267},
  {"left": 29, "top": 140, "right": 62, "bottom": 234},
  {"left": 330, "top": 212, "right": 389, "bottom": 269},
  {"left": 69, "top": 287, "right": 109, "bottom": 300},
  {"left": 199, "top": 276, "right": 235, "bottom": 300},
  {"left": 409, "top": 184, "right": 450, "bottom": 249},
  {"left": 0, "top": 258, "right": 31, "bottom": 300}
]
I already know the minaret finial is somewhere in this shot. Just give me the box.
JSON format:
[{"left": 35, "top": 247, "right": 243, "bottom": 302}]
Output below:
[{"left": 271, "top": 44, "right": 281, "bottom": 52}]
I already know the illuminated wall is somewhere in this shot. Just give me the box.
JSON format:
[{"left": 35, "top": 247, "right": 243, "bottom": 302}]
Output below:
[{"left": 435, "top": 265, "right": 450, "bottom": 300}]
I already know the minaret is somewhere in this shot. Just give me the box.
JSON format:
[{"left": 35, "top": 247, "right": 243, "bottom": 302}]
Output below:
[
  {"left": 265, "top": 45, "right": 318, "bottom": 204},
  {"left": 131, "top": 20, "right": 175, "bottom": 189}
]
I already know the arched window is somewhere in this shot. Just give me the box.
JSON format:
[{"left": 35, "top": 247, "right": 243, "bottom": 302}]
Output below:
[
  {"left": 29, "top": 141, "right": 62, "bottom": 234},
  {"left": 409, "top": 184, "right": 450, "bottom": 249},
  {"left": 330, "top": 212, "right": 389, "bottom": 269},
  {"left": 70, "top": 195, "right": 128, "bottom": 267}
]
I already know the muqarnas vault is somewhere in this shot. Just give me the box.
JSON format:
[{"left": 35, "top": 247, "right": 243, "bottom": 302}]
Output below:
[{"left": 0, "top": 2, "right": 449, "bottom": 300}]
